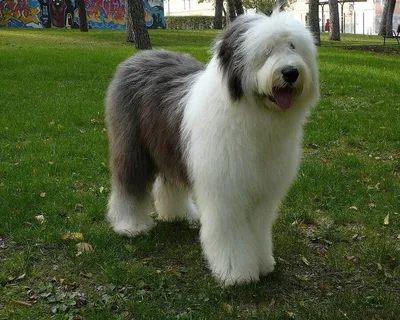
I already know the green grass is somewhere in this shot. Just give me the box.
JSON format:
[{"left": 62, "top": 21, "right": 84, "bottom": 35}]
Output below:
[{"left": 0, "top": 28, "right": 399, "bottom": 320}]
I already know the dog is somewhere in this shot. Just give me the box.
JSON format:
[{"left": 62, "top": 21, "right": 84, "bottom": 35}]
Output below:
[{"left": 105, "top": 11, "right": 319, "bottom": 286}]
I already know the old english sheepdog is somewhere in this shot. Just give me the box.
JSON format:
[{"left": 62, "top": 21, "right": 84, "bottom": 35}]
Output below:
[{"left": 105, "top": 12, "right": 319, "bottom": 285}]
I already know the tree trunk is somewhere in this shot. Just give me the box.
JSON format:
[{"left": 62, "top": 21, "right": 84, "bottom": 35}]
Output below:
[
  {"left": 127, "top": 0, "right": 152, "bottom": 50},
  {"left": 379, "top": 2, "right": 389, "bottom": 35},
  {"left": 214, "top": 0, "right": 223, "bottom": 29},
  {"left": 227, "top": 0, "right": 236, "bottom": 23},
  {"left": 385, "top": 0, "right": 397, "bottom": 36},
  {"left": 233, "top": 0, "right": 244, "bottom": 16},
  {"left": 308, "top": 0, "right": 320, "bottom": 45},
  {"left": 329, "top": 0, "right": 340, "bottom": 41},
  {"left": 277, "top": 0, "right": 286, "bottom": 11},
  {"left": 76, "top": 0, "right": 88, "bottom": 32},
  {"left": 125, "top": 0, "right": 135, "bottom": 42}
]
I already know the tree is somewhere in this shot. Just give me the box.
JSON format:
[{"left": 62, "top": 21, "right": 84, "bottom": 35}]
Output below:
[
  {"left": 379, "top": 1, "right": 389, "bottom": 35},
  {"left": 214, "top": 0, "right": 224, "bottom": 29},
  {"left": 385, "top": 0, "right": 397, "bottom": 36},
  {"left": 379, "top": 0, "right": 396, "bottom": 36},
  {"left": 276, "top": 0, "right": 285, "bottom": 10},
  {"left": 242, "top": 0, "right": 294, "bottom": 15},
  {"left": 308, "top": 0, "right": 320, "bottom": 45},
  {"left": 125, "top": 0, "right": 135, "bottom": 42},
  {"left": 226, "top": 0, "right": 237, "bottom": 22},
  {"left": 76, "top": 0, "right": 88, "bottom": 32},
  {"left": 329, "top": 0, "right": 340, "bottom": 41},
  {"left": 127, "top": 0, "right": 152, "bottom": 49},
  {"left": 233, "top": 0, "right": 245, "bottom": 15}
]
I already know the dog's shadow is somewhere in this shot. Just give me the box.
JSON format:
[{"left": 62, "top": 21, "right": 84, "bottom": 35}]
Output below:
[
  {"left": 118, "top": 220, "right": 291, "bottom": 297},
  {"left": 121, "top": 219, "right": 205, "bottom": 269}
]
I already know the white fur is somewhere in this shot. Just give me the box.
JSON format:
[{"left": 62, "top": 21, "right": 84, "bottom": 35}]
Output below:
[
  {"left": 181, "top": 13, "right": 319, "bottom": 285},
  {"left": 107, "top": 185, "right": 154, "bottom": 237},
  {"left": 107, "top": 12, "right": 319, "bottom": 286}
]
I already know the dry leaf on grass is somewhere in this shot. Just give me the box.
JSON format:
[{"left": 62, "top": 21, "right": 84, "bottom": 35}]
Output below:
[
  {"left": 35, "top": 215, "right": 45, "bottom": 224},
  {"left": 40, "top": 192, "right": 46, "bottom": 198},
  {"left": 76, "top": 242, "right": 94, "bottom": 256},
  {"left": 349, "top": 206, "right": 358, "bottom": 211},
  {"left": 12, "top": 300, "right": 32, "bottom": 307},
  {"left": 384, "top": 214, "right": 390, "bottom": 226},
  {"left": 223, "top": 303, "right": 233, "bottom": 314},
  {"left": 301, "top": 256, "right": 310, "bottom": 266},
  {"left": 367, "top": 201, "right": 376, "bottom": 208},
  {"left": 62, "top": 232, "right": 83, "bottom": 241}
]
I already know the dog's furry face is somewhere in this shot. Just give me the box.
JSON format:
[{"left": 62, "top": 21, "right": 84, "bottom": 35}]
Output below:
[{"left": 215, "top": 12, "right": 319, "bottom": 111}]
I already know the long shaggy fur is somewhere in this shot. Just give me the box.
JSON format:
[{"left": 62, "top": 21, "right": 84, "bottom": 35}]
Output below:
[{"left": 105, "top": 12, "right": 319, "bottom": 286}]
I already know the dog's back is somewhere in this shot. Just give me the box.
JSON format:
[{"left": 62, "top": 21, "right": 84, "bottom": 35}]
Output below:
[{"left": 105, "top": 50, "right": 204, "bottom": 196}]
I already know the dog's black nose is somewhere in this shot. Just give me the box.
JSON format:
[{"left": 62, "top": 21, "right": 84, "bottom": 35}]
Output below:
[{"left": 281, "top": 66, "right": 299, "bottom": 84}]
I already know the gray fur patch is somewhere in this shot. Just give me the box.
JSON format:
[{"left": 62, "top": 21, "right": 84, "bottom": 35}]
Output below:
[
  {"left": 105, "top": 50, "right": 204, "bottom": 197},
  {"left": 214, "top": 14, "right": 264, "bottom": 101}
]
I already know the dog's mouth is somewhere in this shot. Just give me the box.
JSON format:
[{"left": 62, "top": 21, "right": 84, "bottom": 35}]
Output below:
[{"left": 268, "top": 87, "right": 294, "bottom": 110}]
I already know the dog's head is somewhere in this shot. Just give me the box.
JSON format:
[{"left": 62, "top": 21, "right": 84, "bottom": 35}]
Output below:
[{"left": 214, "top": 12, "right": 319, "bottom": 111}]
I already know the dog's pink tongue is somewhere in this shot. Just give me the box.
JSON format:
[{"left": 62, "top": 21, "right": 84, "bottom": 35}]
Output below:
[{"left": 273, "top": 88, "right": 293, "bottom": 110}]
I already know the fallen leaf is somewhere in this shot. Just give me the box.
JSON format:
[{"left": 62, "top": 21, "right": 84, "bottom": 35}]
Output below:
[
  {"left": 62, "top": 232, "right": 83, "bottom": 241},
  {"left": 76, "top": 242, "right": 94, "bottom": 256},
  {"left": 296, "top": 274, "right": 311, "bottom": 281},
  {"left": 35, "top": 215, "right": 45, "bottom": 224},
  {"left": 49, "top": 161, "right": 54, "bottom": 165},
  {"left": 16, "top": 273, "right": 26, "bottom": 280},
  {"left": 12, "top": 300, "right": 32, "bottom": 307},
  {"left": 79, "top": 272, "right": 92, "bottom": 278},
  {"left": 367, "top": 201, "right": 376, "bottom": 208},
  {"left": 349, "top": 206, "right": 358, "bottom": 211},
  {"left": 317, "top": 248, "right": 328, "bottom": 255},
  {"left": 40, "top": 192, "right": 46, "bottom": 198},
  {"left": 384, "top": 214, "right": 389, "bottom": 226},
  {"left": 317, "top": 282, "right": 328, "bottom": 294},
  {"left": 301, "top": 256, "right": 310, "bottom": 266},
  {"left": 74, "top": 204, "right": 84, "bottom": 213},
  {"left": 287, "top": 311, "right": 295, "bottom": 319},
  {"left": 223, "top": 303, "right": 233, "bottom": 314}
]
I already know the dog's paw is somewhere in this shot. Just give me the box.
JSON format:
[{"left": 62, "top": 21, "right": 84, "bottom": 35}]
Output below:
[
  {"left": 215, "top": 269, "right": 260, "bottom": 287},
  {"left": 211, "top": 259, "right": 260, "bottom": 286},
  {"left": 108, "top": 215, "right": 154, "bottom": 238}
]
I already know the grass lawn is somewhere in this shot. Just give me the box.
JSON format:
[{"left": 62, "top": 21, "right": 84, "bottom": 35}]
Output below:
[{"left": 0, "top": 28, "right": 399, "bottom": 319}]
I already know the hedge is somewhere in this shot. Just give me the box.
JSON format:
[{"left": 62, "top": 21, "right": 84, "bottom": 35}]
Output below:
[{"left": 166, "top": 16, "right": 226, "bottom": 29}]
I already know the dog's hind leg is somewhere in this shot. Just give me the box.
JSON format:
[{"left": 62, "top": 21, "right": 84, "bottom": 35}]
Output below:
[
  {"left": 106, "top": 132, "right": 156, "bottom": 237},
  {"left": 153, "top": 176, "right": 199, "bottom": 222}
]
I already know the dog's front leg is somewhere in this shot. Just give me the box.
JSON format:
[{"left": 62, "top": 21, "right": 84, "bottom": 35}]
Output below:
[{"left": 197, "top": 194, "right": 260, "bottom": 286}]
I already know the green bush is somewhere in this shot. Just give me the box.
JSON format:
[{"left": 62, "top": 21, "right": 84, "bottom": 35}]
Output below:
[{"left": 166, "top": 16, "right": 226, "bottom": 29}]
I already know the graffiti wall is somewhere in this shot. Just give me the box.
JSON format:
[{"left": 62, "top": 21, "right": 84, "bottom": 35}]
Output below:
[{"left": 0, "top": 0, "right": 165, "bottom": 29}]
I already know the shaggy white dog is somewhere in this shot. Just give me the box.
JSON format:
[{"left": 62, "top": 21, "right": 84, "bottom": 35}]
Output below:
[{"left": 105, "top": 12, "right": 319, "bottom": 286}]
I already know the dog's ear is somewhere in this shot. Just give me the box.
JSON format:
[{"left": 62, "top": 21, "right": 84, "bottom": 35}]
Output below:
[
  {"left": 215, "top": 17, "right": 253, "bottom": 102},
  {"left": 217, "top": 38, "right": 244, "bottom": 101}
]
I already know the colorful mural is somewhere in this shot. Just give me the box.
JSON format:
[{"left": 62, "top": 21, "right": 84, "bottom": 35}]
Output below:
[{"left": 0, "top": 0, "right": 165, "bottom": 29}]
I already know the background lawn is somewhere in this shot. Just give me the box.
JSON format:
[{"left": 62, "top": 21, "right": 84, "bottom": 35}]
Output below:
[{"left": 0, "top": 28, "right": 399, "bottom": 319}]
